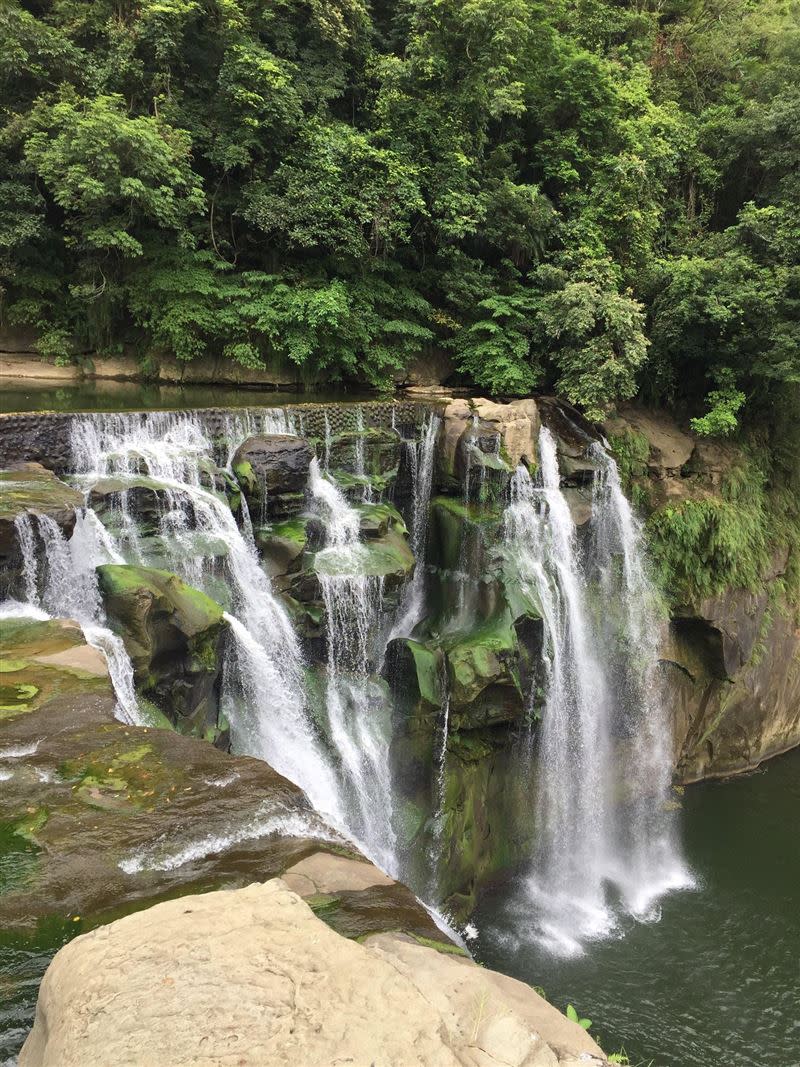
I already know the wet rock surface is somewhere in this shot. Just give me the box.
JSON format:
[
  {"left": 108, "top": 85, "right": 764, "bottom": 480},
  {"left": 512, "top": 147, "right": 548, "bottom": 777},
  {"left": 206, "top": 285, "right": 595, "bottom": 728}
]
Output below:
[
  {"left": 233, "top": 433, "right": 313, "bottom": 518},
  {"left": 0, "top": 465, "right": 84, "bottom": 589},
  {"left": 664, "top": 583, "right": 800, "bottom": 781},
  {"left": 0, "top": 617, "right": 115, "bottom": 721},
  {"left": 97, "top": 564, "right": 227, "bottom": 739}
]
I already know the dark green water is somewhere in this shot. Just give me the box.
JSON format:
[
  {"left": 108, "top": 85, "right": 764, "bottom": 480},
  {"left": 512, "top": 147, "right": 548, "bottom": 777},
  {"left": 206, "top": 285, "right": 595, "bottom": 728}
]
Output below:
[
  {"left": 0, "top": 378, "right": 373, "bottom": 414},
  {"left": 474, "top": 748, "right": 800, "bottom": 1067}
]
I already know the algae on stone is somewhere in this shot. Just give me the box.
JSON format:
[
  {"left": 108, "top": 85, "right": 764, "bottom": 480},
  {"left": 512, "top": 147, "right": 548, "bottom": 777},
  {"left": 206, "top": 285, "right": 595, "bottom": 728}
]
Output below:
[{"left": 97, "top": 564, "right": 227, "bottom": 740}]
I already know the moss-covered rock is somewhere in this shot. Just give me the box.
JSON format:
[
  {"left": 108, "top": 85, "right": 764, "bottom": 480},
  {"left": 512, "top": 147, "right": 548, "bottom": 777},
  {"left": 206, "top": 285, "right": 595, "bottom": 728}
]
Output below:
[
  {"left": 384, "top": 637, "right": 445, "bottom": 801},
  {"left": 0, "top": 617, "right": 115, "bottom": 722},
  {"left": 436, "top": 727, "right": 536, "bottom": 917},
  {"left": 327, "top": 428, "right": 401, "bottom": 478},
  {"left": 97, "top": 564, "right": 227, "bottom": 740},
  {"left": 444, "top": 617, "right": 524, "bottom": 730},
  {"left": 255, "top": 518, "right": 309, "bottom": 578},
  {"left": 0, "top": 464, "right": 84, "bottom": 594}
]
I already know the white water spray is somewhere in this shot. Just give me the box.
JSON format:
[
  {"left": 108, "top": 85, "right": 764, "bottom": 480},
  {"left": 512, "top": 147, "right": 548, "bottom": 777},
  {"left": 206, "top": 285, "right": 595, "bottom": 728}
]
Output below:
[
  {"left": 11, "top": 512, "right": 143, "bottom": 726},
  {"left": 389, "top": 412, "right": 440, "bottom": 640},
  {"left": 504, "top": 428, "right": 690, "bottom": 954},
  {"left": 309, "top": 458, "right": 398, "bottom": 873}
]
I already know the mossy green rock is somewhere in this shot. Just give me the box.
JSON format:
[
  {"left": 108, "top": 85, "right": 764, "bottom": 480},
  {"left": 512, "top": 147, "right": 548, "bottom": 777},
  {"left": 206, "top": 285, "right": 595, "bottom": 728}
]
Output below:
[
  {"left": 429, "top": 496, "right": 503, "bottom": 575},
  {"left": 312, "top": 526, "right": 414, "bottom": 590},
  {"left": 444, "top": 618, "right": 524, "bottom": 729},
  {"left": 256, "top": 518, "right": 309, "bottom": 578},
  {"left": 0, "top": 617, "right": 115, "bottom": 721},
  {"left": 327, "top": 428, "right": 401, "bottom": 478},
  {"left": 97, "top": 564, "right": 227, "bottom": 740},
  {"left": 435, "top": 729, "right": 536, "bottom": 917}
]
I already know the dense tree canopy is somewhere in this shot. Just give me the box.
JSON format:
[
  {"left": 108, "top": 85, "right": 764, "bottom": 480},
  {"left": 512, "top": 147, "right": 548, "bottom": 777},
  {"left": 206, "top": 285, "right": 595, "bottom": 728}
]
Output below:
[{"left": 1, "top": 0, "right": 799, "bottom": 429}]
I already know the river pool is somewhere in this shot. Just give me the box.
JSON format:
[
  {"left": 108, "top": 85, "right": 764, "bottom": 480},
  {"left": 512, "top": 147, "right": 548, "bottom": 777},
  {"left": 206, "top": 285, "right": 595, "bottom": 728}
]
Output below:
[{"left": 474, "top": 747, "right": 800, "bottom": 1067}]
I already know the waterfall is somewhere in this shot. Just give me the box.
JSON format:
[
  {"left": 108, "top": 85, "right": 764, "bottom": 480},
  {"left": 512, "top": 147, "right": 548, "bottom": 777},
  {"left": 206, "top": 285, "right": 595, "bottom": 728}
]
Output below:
[
  {"left": 12, "top": 512, "right": 143, "bottom": 726},
  {"left": 308, "top": 458, "right": 398, "bottom": 874},
  {"left": 503, "top": 428, "right": 690, "bottom": 955},
  {"left": 389, "top": 411, "right": 440, "bottom": 639},
  {"left": 221, "top": 613, "right": 342, "bottom": 821},
  {"left": 68, "top": 411, "right": 338, "bottom": 820},
  {"left": 589, "top": 444, "right": 694, "bottom": 916},
  {"left": 353, "top": 405, "right": 372, "bottom": 502}
]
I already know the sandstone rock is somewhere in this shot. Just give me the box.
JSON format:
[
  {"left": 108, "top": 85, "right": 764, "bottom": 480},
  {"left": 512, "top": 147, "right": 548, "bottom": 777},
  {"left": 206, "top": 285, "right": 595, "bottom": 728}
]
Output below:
[
  {"left": 472, "top": 397, "right": 540, "bottom": 469},
  {"left": 97, "top": 564, "right": 226, "bottom": 738},
  {"left": 20, "top": 879, "right": 606, "bottom": 1067},
  {"left": 438, "top": 398, "right": 473, "bottom": 488},
  {"left": 282, "top": 851, "right": 396, "bottom": 896},
  {"left": 398, "top": 349, "right": 455, "bottom": 387},
  {"left": 603, "top": 404, "right": 694, "bottom": 476},
  {"left": 232, "top": 434, "right": 313, "bottom": 518}
]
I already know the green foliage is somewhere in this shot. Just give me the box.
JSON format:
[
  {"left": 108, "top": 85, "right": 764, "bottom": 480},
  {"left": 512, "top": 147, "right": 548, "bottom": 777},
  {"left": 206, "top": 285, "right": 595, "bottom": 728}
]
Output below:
[
  {"left": 565, "top": 1003, "right": 592, "bottom": 1030},
  {"left": 646, "top": 457, "right": 776, "bottom": 604},
  {"left": 0, "top": 0, "right": 797, "bottom": 445},
  {"left": 609, "top": 430, "right": 650, "bottom": 492},
  {"left": 690, "top": 370, "right": 747, "bottom": 438}
]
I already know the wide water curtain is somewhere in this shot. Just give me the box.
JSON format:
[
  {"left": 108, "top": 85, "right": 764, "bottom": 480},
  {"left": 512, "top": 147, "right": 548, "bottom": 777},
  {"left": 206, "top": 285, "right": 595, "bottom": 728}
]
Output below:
[
  {"left": 505, "top": 428, "right": 690, "bottom": 954},
  {"left": 68, "top": 411, "right": 343, "bottom": 824}
]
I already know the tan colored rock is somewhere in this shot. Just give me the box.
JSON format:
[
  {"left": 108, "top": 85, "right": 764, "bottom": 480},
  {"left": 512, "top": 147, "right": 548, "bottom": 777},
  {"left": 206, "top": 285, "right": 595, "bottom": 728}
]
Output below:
[
  {"left": 20, "top": 880, "right": 607, "bottom": 1067},
  {"left": 283, "top": 850, "right": 396, "bottom": 897},
  {"left": 33, "top": 641, "right": 108, "bottom": 676},
  {"left": 440, "top": 398, "right": 473, "bottom": 482},
  {"left": 604, "top": 404, "right": 694, "bottom": 475},
  {"left": 472, "top": 398, "right": 540, "bottom": 468},
  {"left": 364, "top": 932, "right": 605, "bottom": 1063}
]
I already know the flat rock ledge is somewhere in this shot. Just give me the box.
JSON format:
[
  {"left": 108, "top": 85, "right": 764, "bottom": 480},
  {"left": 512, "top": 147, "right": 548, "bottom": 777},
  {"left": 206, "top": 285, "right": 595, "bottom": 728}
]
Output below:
[{"left": 20, "top": 878, "right": 607, "bottom": 1067}]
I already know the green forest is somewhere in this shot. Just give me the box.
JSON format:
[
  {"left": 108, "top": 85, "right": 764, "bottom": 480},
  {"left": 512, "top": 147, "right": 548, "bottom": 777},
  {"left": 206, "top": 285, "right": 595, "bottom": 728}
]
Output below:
[{"left": 1, "top": 0, "right": 799, "bottom": 435}]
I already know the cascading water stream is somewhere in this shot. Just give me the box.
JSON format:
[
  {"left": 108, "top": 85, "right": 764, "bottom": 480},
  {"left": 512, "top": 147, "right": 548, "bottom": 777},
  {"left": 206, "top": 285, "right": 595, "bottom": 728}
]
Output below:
[
  {"left": 68, "top": 411, "right": 343, "bottom": 824},
  {"left": 388, "top": 411, "right": 440, "bottom": 640},
  {"left": 308, "top": 458, "right": 397, "bottom": 874},
  {"left": 503, "top": 428, "right": 691, "bottom": 955},
  {"left": 589, "top": 444, "right": 694, "bottom": 915},
  {"left": 505, "top": 433, "right": 614, "bottom": 953},
  {"left": 12, "top": 512, "right": 142, "bottom": 726}
]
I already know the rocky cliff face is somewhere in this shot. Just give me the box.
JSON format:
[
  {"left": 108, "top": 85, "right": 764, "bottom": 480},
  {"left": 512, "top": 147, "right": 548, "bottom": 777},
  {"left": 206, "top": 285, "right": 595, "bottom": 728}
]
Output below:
[
  {"left": 1, "top": 394, "right": 797, "bottom": 925},
  {"left": 604, "top": 403, "right": 800, "bottom": 780}
]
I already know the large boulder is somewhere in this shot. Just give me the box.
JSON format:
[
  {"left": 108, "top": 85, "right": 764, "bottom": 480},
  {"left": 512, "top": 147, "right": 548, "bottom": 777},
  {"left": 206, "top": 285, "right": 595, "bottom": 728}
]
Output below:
[
  {"left": 437, "top": 398, "right": 540, "bottom": 493},
  {"left": 20, "top": 879, "right": 606, "bottom": 1067},
  {"left": 97, "top": 564, "right": 226, "bottom": 739},
  {"left": 0, "top": 464, "right": 84, "bottom": 593},
  {"left": 232, "top": 434, "right": 313, "bottom": 518},
  {"left": 472, "top": 398, "right": 540, "bottom": 469}
]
